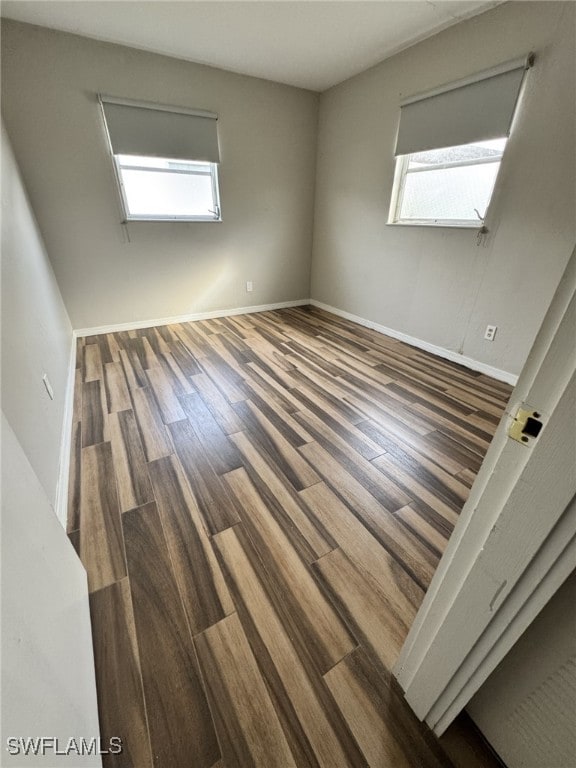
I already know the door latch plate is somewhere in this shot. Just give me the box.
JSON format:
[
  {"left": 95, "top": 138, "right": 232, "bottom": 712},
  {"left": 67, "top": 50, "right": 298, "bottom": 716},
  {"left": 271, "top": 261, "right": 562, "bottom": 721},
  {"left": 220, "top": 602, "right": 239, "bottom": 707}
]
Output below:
[{"left": 508, "top": 406, "right": 544, "bottom": 445}]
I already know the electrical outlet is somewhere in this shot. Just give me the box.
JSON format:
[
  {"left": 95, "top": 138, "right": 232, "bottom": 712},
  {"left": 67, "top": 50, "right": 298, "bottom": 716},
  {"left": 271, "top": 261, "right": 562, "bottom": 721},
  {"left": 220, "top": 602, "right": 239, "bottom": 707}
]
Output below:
[
  {"left": 484, "top": 325, "right": 497, "bottom": 342},
  {"left": 246, "top": 281, "right": 253, "bottom": 292},
  {"left": 42, "top": 373, "right": 54, "bottom": 400}
]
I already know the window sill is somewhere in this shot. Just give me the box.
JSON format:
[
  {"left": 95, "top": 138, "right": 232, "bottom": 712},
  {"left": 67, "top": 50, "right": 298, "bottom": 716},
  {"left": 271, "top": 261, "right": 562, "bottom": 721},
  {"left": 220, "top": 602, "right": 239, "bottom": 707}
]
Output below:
[
  {"left": 387, "top": 220, "right": 482, "bottom": 230},
  {"left": 124, "top": 217, "right": 222, "bottom": 223}
]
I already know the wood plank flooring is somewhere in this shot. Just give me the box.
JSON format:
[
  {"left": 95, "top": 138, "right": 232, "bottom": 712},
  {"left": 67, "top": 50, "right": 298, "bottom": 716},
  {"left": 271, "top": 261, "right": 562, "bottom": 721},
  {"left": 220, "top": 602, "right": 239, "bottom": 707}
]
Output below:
[{"left": 69, "top": 306, "right": 510, "bottom": 768}]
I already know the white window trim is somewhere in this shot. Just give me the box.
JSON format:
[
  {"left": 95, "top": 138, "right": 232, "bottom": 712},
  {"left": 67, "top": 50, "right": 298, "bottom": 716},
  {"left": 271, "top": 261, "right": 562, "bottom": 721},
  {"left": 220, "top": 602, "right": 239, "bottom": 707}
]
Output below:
[
  {"left": 112, "top": 156, "right": 222, "bottom": 223},
  {"left": 388, "top": 152, "right": 501, "bottom": 229}
]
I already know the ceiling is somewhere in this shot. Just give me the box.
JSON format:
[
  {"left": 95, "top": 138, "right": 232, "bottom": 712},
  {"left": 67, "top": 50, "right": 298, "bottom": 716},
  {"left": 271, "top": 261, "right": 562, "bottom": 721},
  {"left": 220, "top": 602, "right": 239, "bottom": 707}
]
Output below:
[{"left": 1, "top": 1, "right": 502, "bottom": 92}]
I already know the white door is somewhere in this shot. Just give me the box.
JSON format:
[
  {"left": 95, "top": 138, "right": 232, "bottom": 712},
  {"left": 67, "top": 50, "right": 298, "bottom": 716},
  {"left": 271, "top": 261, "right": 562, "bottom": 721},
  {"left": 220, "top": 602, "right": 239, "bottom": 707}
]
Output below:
[
  {"left": 467, "top": 569, "right": 576, "bottom": 768},
  {"left": 395, "top": 244, "right": 576, "bottom": 735}
]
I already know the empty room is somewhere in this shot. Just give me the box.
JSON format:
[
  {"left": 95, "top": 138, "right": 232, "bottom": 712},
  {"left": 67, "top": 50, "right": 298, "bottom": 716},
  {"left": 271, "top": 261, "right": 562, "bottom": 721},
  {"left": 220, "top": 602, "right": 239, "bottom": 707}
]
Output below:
[{"left": 2, "top": 2, "right": 575, "bottom": 767}]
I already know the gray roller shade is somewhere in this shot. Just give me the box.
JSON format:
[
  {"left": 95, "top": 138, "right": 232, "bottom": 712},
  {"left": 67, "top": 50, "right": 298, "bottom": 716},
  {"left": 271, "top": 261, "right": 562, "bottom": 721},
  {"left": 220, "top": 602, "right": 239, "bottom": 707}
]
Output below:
[
  {"left": 395, "top": 61, "right": 528, "bottom": 156},
  {"left": 100, "top": 96, "right": 220, "bottom": 163}
]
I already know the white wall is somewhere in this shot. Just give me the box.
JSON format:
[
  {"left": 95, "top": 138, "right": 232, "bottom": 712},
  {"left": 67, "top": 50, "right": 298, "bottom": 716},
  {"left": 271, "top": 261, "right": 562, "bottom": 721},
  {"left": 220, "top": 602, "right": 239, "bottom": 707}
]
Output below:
[
  {"left": 1, "top": 415, "right": 101, "bottom": 767},
  {"left": 1, "top": 122, "right": 73, "bottom": 515},
  {"left": 311, "top": 1, "right": 575, "bottom": 377},
  {"left": 0, "top": 20, "right": 319, "bottom": 331},
  {"left": 2, "top": 121, "right": 99, "bottom": 762},
  {"left": 468, "top": 567, "right": 576, "bottom": 768}
]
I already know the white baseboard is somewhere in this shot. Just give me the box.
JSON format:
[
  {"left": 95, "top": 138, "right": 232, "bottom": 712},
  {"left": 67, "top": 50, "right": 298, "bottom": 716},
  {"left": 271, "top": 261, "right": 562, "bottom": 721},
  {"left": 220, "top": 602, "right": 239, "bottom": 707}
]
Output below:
[
  {"left": 309, "top": 299, "right": 518, "bottom": 386},
  {"left": 74, "top": 296, "right": 518, "bottom": 385},
  {"left": 53, "top": 297, "right": 516, "bottom": 527},
  {"left": 74, "top": 299, "right": 309, "bottom": 337},
  {"left": 54, "top": 334, "right": 77, "bottom": 529}
]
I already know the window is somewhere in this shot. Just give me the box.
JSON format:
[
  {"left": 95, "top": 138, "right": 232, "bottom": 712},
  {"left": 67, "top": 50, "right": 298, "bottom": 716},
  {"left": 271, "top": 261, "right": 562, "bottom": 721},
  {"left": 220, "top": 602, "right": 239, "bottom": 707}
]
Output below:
[
  {"left": 115, "top": 155, "right": 221, "bottom": 221},
  {"left": 390, "top": 138, "right": 507, "bottom": 227},
  {"left": 389, "top": 55, "right": 532, "bottom": 228},
  {"left": 100, "top": 95, "right": 221, "bottom": 222}
]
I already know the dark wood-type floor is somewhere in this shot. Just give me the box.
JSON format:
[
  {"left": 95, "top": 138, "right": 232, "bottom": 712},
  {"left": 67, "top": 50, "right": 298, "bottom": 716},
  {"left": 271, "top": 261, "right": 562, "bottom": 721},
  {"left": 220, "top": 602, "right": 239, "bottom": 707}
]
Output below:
[{"left": 67, "top": 306, "right": 511, "bottom": 768}]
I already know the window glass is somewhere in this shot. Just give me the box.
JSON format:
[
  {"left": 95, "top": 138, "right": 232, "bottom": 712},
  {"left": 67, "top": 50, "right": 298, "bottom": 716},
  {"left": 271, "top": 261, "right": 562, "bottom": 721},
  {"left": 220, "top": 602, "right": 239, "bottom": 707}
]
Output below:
[
  {"left": 401, "top": 163, "right": 501, "bottom": 222},
  {"left": 115, "top": 155, "right": 220, "bottom": 221},
  {"left": 391, "top": 138, "right": 507, "bottom": 226}
]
